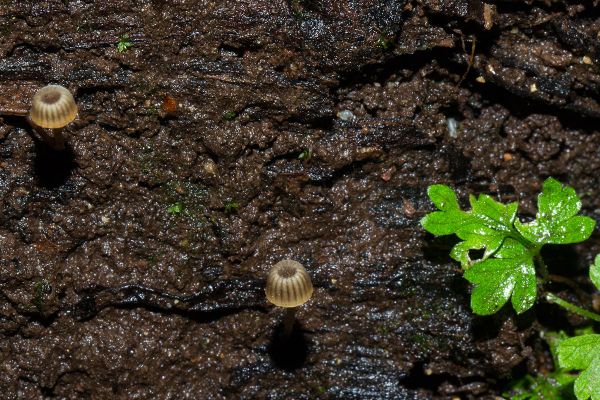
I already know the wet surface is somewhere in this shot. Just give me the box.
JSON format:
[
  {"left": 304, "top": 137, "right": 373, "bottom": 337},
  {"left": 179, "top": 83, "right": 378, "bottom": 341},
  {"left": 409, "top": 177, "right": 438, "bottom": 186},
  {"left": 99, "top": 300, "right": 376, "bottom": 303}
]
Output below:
[{"left": 0, "top": 0, "right": 599, "bottom": 399}]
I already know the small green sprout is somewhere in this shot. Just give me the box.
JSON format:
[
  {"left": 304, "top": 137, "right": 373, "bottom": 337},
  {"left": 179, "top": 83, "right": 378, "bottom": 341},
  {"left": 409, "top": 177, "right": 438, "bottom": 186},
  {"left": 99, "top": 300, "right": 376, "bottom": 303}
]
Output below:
[
  {"left": 298, "top": 148, "right": 312, "bottom": 161},
  {"left": 421, "top": 178, "right": 596, "bottom": 315},
  {"left": 222, "top": 111, "right": 237, "bottom": 121},
  {"left": 167, "top": 202, "right": 183, "bottom": 215},
  {"left": 33, "top": 280, "right": 51, "bottom": 310},
  {"left": 116, "top": 34, "right": 133, "bottom": 53},
  {"left": 377, "top": 34, "right": 393, "bottom": 51},
  {"left": 224, "top": 200, "right": 238, "bottom": 214}
]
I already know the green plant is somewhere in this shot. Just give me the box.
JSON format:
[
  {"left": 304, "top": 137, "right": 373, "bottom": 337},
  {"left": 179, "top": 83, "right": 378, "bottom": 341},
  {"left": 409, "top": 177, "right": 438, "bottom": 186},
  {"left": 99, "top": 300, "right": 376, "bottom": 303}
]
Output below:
[
  {"left": 422, "top": 178, "right": 600, "bottom": 399},
  {"left": 116, "top": 34, "right": 133, "bottom": 52},
  {"left": 33, "top": 279, "right": 52, "bottom": 310},
  {"left": 298, "top": 148, "right": 312, "bottom": 161},
  {"left": 505, "top": 325, "right": 600, "bottom": 400},
  {"left": 222, "top": 111, "right": 237, "bottom": 121},
  {"left": 556, "top": 256, "right": 600, "bottom": 400},
  {"left": 558, "top": 334, "right": 600, "bottom": 400},
  {"left": 377, "top": 34, "right": 393, "bottom": 51},
  {"left": 224, "top": 200, "right": 238, "bottom": 214},
  {"left": 504, "top": 330, "right": 576, "bottom": 399},
  {"left": 421, "top": 178, "right": 595, "bottom": 315},
  {"left": 167, "top": 202, "right": 183, "bottom": 215},
  {"left": 507, "top": 373, "right": 576, "bottom": 400}
]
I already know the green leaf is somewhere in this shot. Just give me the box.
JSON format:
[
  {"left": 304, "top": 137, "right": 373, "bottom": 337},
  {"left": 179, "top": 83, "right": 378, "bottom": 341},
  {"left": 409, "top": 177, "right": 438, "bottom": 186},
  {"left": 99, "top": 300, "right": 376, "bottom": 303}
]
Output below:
[
  {"left": 545, "top": 330, "right": 572, "bottom": 364},
  {"left": 450, "top": 233, "right": 503, "bottom": 266},
  {"left": 468, "top": 193, "right": 518, "bottom": 232},
  {"left": 515, "top": 178, "right": 596, "bottom": 245},
  {"left": 591, "top": 255, "right": 600, "bottom": 291},
  {"left": 464, "top": 239, "right": 536, "bottom": 315},
  {"left": 558, "top": 334, "right": 600, "bottom": 400},
  {"left": 116, "top": 34, "right": 133, "bottom": 53},
  {"left": 539, "top": 178, "right": 581, "bottom": 219},
  {"left": 167, "top": 202, "right": 183, "bottom": 215},
  {"left": 575, "top": 357, "right": 600, "bottom": 400},
  {"left": 421, "top": 185, "right": 518, "bottom": 268},
  {"left": 427, "top": 184, "right": 460, "bottom": 211},
  {"left": 420, "top": 209, "right": 469, "bottom": 236}
]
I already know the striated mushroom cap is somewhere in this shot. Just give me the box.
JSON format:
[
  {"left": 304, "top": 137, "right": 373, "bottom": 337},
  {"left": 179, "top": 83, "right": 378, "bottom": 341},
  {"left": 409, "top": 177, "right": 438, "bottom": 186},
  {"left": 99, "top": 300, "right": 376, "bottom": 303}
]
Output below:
[
  {"left": 29, "top": 85, "right": 78, "bottom": 129},
  {"left": 266, "top": 259, "right": 313, "bottom": 308}
]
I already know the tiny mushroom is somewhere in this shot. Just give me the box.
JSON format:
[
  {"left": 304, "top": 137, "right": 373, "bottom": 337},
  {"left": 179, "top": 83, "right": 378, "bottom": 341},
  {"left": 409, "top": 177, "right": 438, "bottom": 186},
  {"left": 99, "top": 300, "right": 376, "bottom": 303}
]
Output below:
[
  {"left": 28, "top": 84, "right": 78, "bottom": 149},
  {"left": 266, "top": 259, "right": 313, "bottom": 337}
]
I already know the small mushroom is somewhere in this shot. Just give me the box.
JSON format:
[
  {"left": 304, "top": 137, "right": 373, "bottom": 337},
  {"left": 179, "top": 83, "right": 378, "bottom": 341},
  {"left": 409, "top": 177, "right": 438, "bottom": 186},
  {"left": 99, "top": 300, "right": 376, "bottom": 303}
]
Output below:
[
  {"left": 266, "top": 259, "right": 313, "bottom": 337},
  {"left": 28, "top": 85, "right": 78, "bottom": 149}
]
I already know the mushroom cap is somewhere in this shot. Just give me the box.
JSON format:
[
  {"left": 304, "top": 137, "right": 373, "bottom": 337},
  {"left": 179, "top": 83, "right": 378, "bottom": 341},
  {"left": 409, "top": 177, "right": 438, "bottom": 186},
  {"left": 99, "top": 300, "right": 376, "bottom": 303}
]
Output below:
[
  {"left": 29, "top": 85, "right": 78, "bottom": 129},
  {"left": 266, "top": 259, "right": 313, "bottom": 308}
]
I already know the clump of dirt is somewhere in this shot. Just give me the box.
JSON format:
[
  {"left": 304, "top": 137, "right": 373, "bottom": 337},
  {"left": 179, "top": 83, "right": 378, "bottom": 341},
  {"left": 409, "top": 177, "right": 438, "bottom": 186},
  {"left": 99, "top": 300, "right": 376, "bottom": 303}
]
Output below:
[{"left": 0, "top": 0, "right": 599, "bottom": 399}]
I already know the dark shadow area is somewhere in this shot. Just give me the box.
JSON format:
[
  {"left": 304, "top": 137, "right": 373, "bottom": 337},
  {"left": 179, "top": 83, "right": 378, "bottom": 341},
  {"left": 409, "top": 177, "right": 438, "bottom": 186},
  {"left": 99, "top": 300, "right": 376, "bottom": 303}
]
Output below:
[
  {"left": 535, "top": 301, "right": 574, "bottom": 331},
  {"left": 468, "top": 248, "right": 485, "bottom": 262},
  {"left": 33, "top": 141, "right": 77, "bottom": 189},
  {"left": 72, "top": 294, "right": 266, "bottom": 325},
  {"left": 401, "top": 361, "right": 449, "bottom": 392},
  {"left": 542, "top": 244, "right": 585, "bottom": 277},
  {"left": 70, "top": 282, "right": 268, "bottom": 323},
  {"left": 446, "top": 273, "right": 471, "bottom": 300},
  {"left": 470, "top": 313, "right": 507, "bottom": 341},
  {"left": 267, "top": 320, "right": 309, "bottom": 371},
  {"left": 336, "top": 46, "right": 459, "bottom": 89},
  {"left": 421, "top": 235, "right": 459, "bottom": 264},
  {"left": 439, "top": 143, "right": 472, "bottom": 184},
  {"left": 472, "top": 80, "right": 600, "bottom": 132},
  {"left": 1, "top": 115, "right": 29, "bottom": 130},
  {"left": 498, "top": 359, "right": 577, "bottom": 400},
  {"left": 471, "top": 306, "right": 534, "bottom": 341},
  {"left": 402, "top": 361, "right": 489, "bottom": 395}
]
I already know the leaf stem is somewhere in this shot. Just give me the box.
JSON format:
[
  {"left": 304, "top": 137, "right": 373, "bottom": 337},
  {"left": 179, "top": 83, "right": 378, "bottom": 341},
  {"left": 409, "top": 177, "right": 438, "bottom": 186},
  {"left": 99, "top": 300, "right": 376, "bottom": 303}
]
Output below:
[{"left": 545, "top": 293, "right": 600, "bottom": 322}]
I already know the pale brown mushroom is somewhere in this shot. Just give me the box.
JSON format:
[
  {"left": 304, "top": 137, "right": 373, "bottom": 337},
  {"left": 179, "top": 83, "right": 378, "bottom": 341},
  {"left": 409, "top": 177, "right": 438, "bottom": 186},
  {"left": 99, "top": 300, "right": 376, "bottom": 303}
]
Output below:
[
  {"left": 266, "top": 259, "right": 313, "bottom": 336},
  {"left": 28, "top": 85, "right": 78, "bottom": 149}
]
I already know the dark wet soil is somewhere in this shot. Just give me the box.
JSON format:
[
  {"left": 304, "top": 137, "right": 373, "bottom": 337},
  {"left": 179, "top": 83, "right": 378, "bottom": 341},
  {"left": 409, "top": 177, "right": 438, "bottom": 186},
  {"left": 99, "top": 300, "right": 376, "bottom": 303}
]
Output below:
[{"left": 0, "top": 1, "right": 599, "bottom": 399}]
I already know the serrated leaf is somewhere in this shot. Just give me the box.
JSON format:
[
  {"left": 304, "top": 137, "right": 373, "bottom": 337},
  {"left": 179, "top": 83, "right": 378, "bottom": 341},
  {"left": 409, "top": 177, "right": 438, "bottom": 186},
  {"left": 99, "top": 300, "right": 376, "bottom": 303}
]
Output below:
[
  {"left": 421, "top": 209, "right": 471, "bottom": 236},
  {"left": 450, "top": 233, "right": 504, "bottom": 266},
  {"left": 558, "top": 334, "right": 600, "bottom": 400},
  {"left": 591, "top": 255, "right": 600, "bottom": 291},
  {"left": 540, "top": 178, "right": 581, "bottom": 218},
  {"left": 427, "top": 184, "right": 460, "bottom": 211},
  {"left": 575, "top": 357, "right": 600, "bottom": 400},
  {"left": 559, "top": 335, "right": 600, "bottom": 370},
  {"left": 468, "top": 193, "right": 518, "bottom": 232},
  {"left": 464, "top": 238, "right": 536, "bottom": 315},
  {"left": 421, "top": 185, "right": 518, "bottom": 268},
  {"left": 515, "top": 178, "right": 596, "bottom": 245}
]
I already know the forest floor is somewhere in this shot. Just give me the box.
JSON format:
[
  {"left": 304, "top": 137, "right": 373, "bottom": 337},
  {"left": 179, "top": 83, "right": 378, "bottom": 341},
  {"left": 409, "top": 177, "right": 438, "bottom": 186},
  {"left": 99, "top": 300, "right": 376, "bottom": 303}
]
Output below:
[{"left": 0, "top": 1, "right": 599, "bottom": 399}]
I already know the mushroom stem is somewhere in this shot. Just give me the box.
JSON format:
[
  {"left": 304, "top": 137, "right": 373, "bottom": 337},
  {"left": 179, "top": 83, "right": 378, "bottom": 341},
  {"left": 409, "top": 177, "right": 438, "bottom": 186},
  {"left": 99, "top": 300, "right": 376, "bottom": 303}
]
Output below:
[
  {"left": 51, "top": 128, "right": 65, "bottom": 150},
  {"left": 27, "top": 117, "right": 65, "bottom": 150},
  {"left": 283, "top": 307, "right": 296, "bottom": 337}
]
